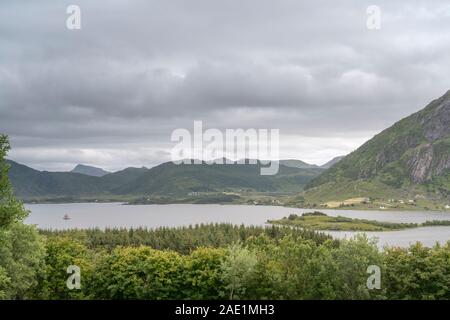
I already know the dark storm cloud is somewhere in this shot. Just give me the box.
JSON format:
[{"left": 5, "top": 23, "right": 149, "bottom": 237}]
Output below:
[{"left": 1, "top": 0, "right": 450, "bottom": 170}]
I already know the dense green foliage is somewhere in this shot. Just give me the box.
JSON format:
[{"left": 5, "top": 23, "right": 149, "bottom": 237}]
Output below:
[
  {"left": 0, "top": 135, "right": 46, "bottom": 299},
  {"left": 383, "top": 243, "right": 450, "bottom": 299},
  {"left": 0, "top": 138, "right": 27, "bottom": 227},
  {"left": 40, "top": 224, "right": 335, "bottom": 254},
  {"left": 19, "top": 229, "right": 450, "bottom": 300}
]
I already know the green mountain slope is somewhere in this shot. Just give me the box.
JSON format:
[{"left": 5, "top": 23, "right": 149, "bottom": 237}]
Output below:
[
  {"left": 7, "top": 160, "right": 103, "bottom": 197},
  {"left": 113, "top": 161, "right": 324, "bottom": 195},
  {"left": 95, "top": 166, "right": 149, "bottom": 191},
  {"left": 305, "top": 90, "right": 450, "bottom": 202}
]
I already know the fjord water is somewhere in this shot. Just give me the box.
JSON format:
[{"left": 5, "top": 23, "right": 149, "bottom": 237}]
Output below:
[{"left": 24, "top": 203, "right": 450, "bottom": 248}]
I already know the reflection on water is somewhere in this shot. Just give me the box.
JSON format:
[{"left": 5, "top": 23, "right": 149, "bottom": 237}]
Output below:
[{"left": 25, "top": 203, "right": 450, "bottom": 248}]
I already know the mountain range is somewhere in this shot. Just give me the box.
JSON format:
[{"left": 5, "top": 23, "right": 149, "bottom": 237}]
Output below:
[{"left": 6, "top": 159, "right": 325, "bottom": 199}]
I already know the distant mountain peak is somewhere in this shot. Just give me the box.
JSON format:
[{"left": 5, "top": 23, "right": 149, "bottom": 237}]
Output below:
[
  {"left": 71, "top": 164, "right": 110, "bottom": 177},
  {"left": 320, "top": 156, "right": 345, "bottom": 169}
]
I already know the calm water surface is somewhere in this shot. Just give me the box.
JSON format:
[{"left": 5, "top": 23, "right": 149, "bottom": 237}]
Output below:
[{"left": 24, "top": 203, "right": 450, "bottom": 248}]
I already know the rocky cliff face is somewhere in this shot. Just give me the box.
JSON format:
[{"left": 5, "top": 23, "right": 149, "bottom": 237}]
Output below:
[
  {"left": 406, "top": 144, "right": 434, "bottom": 183},
  {"left": 306, "top": 90, "right": 450, "bottom": 194},
  {"left": 403, "top": 94, "right": 450, "bottom": 183},
  {"left": 422, "top": 97, "right": 450, "bottom": 142}
]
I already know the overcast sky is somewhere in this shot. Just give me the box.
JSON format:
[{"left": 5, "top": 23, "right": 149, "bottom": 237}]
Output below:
[{"left": 1, "top": 0, "right": 450, "bottom": 171}]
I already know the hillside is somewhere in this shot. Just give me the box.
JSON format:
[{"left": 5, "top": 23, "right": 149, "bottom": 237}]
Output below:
[
  {"left": 305, "top": 90, "right": 450, "bottom": 203},
  {"left": 279, "top": 159, "right": 319, "bottom": 169},
  {"left": 7, "top": 159, "right": 323, "bottom": 200},
  {"left": 6, "top": 160, "right": 104, "bottom": 197},
  {"left": 113, "top": 160, "right": 323, "bottom": 195}
]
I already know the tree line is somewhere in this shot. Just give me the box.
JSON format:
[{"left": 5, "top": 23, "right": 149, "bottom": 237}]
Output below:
[{"left": 39, "top": 224, "right": 335, "bottom": 254}]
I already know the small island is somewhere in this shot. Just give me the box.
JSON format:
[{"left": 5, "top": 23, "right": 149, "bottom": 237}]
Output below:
[{"left": 268, "top": 211, "right": 450, "bottom": 232}]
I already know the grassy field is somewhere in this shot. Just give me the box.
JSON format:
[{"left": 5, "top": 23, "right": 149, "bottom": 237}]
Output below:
[
  {"left": 295, "top": 180, "right": 450, "bottom": 211},
  {"left": 267, "top": 211, "right": 438, "bottom": 231}
]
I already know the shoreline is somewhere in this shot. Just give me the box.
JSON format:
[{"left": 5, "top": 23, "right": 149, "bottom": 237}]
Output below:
[{"left": 23, "top": 199, "right": 450, "bottom": 212}]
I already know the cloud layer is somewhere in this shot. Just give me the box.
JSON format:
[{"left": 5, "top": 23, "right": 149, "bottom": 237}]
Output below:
[{"left": 1, "top": 0, "right": 450, "bottom": 171}]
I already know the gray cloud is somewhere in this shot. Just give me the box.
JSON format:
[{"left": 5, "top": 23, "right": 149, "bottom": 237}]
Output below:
[{"left": 1, "top": 0, "right": 450, "bottom": 170}]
